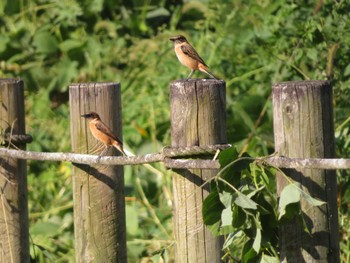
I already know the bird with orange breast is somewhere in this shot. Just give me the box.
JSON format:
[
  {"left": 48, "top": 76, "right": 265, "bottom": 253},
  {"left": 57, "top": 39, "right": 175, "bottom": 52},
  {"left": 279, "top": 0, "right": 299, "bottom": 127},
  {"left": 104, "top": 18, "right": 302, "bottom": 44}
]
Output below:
[
  {"left": 169, "top": 35, "right": 216, "bottom": 80},
  {"left": 81, "top": 112, "right": 126, "bottom": 156}
]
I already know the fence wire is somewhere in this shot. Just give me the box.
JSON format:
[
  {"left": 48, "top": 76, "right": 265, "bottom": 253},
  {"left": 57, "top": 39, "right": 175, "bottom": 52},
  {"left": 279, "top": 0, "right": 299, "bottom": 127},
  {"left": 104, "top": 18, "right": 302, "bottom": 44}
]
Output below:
[{"left": 0, "top": 145, "right": 349, "bottom": 170}]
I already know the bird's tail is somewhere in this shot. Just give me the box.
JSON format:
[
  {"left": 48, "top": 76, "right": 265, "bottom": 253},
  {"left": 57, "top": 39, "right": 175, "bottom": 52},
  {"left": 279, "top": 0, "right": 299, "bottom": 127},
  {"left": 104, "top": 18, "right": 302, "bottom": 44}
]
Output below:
[
  {"left": 198, "top": 64, "right": 217, "bottom": 79},
  {"left": 112, "top": 141, "right": 127, "bottom": 156}
]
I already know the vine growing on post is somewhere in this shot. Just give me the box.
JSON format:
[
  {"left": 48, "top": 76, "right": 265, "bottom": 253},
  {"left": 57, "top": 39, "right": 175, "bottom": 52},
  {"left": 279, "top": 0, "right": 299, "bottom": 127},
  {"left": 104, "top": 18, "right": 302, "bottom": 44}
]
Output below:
[{"left": 202, "top": 147, "right": 325, "bottom": 262}]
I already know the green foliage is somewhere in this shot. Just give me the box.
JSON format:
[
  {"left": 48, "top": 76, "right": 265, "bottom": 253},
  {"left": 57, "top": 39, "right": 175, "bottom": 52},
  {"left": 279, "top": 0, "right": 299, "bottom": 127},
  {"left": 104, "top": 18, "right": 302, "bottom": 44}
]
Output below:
[
  {"left": 202, "top": 148, "right": 326, "bottom": 262},
  {"left": 0, "top": 0, "right": 350, "bottom": 261}
]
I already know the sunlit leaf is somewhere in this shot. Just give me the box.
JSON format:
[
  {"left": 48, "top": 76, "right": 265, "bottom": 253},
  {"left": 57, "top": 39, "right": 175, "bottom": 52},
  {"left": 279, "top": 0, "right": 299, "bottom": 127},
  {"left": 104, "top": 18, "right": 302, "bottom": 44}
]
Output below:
[
  {"left": 300, "top": 190, "right": 326, "bottom": 207},
  {"left": 235, "top": 192, "right": 258, "bottom": 210},
  {"left": 161, "top": 249, "right": 169, "bottom": 263},
  {"left": 252, "top": 228, "right": 261, "bottom": 253},
  {"left": 261, "top": 254, "right": 279, "bottom": 263},
  {"left": 278, "top": 183, "right": 300, "bottom": 220},
  {"left": 221, "top": 207, "right": 233, "bottom": 227},
  {"left": 223, "top": 232, "right": 235, "bottom": 249},
  {"left": 219, "top": 191, "right": 232, "bottom": 208},
  {"left": 247, "top": 185, "right": 265, "bottom": 198}
]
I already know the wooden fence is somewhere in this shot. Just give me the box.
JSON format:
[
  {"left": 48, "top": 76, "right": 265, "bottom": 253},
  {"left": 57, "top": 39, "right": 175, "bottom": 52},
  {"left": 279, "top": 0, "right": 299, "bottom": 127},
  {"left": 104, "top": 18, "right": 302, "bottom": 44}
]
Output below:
[{"left": 0, "top": 78, "right": 346, "bottom": 262}]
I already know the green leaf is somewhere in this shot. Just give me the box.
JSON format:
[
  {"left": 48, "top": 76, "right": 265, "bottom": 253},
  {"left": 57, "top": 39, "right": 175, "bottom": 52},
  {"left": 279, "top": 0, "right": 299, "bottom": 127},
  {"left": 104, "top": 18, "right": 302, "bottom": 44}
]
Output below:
[
  {"left": 203, "top": 190, "right": 225, "bottom": 225},
  {"left": 306, "top": 48, "right": 318, "bottom": 61},
  {"left": 126, "top": 205, "right": 139, "bottom": 236},
  {"left": 232, "top": 205, "right": 246, "bottom": 228},
  {"left": 59, "top": 39, "right": 85, "bottom": 52},
  {"left": 261, "top": 254, "right": 279, "bottom": 263},
  {"left": 222, "top": 232, "right": 235, "bottom": 249},
  {"left": 219, "top": 191, "right": 232, "bottom": 208},
  {"left": 252, "top": 228, "right": 261, "bottom": 253},
  {"left": 344, "top": 63, "right": 350, "bottom": 76},
  {"left": 146, "top": 7, "right": 170, "bottom": 19},
  {"left": 247, "top": 185, "right": 265, "bottom": 198},
  {"left": 219, "top": 150, "right": 254, "bottom": 187},
  {"left": 84, "top": 0, "right": 104, "bottom": 13},
  {"left": 161, "top": 248, "right": 169, "bottom": 263},
  {"left": 151, "top": 254, "right": 161, "bottom": 262},
  {"left": 219, "top": 147, "right": 239, "bottom": 167},
  {"left": 48, "top": 58, "right": 78, "bottom": 92},
  {"left": 206, "top": 221, "right": 221, "bottom": 236},
  {"left": 31, "top": 221, "right": 60, "bottom": 236},
  {"left": 242, "top": 240, "right": 258, "bottom": 263},
  {"left": 219, "top": 191, "right": 232, "bottom": 227},
  {"left": 300, "top": 190, "right": 326, "bottom": 207},
  {"left": 32, "top": 31, "right": 58, "bottom": 54},
  {"left": 235, "top": 192, "right": 258, "bottom": 210},
  {"left": 0, "top": 35, "right": 9, "bottom": 53},
  {"left": 219, "top": 223, "right": 235, "bottom": 235},
  {"left": 221, "top": 207, "right": 233, "bottom": 227},
  {"left": 278, "top": 184, "right": 300, "bottom": 220},
  {"left": 0, "top": 0, "right": 4, "bottom": 15},
  {"left": 222, "top": 230, "right": 242, "bottom": 249}
]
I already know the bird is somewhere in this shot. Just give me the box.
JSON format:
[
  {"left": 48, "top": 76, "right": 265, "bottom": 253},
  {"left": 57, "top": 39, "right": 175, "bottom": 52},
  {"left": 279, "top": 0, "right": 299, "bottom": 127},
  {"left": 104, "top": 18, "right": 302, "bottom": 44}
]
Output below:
[
  {"left": 81, "top": 112, "right": 126, "bottom": 156},
  {"left": 169, "top": 35, "right": 216, "bottom": 80}
]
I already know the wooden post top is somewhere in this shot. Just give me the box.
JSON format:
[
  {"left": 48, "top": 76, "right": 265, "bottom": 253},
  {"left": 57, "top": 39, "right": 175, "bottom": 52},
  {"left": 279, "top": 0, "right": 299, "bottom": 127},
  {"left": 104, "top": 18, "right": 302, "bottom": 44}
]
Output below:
[
  {"left": 0, "top": 78, "right": 23, "bottom": 84},
  {"left": 69, "top": 82, "right": 120, "bottom": 88},
  {"left": 273, "top": 80, "right": 331, "bottom": 88},
  {"left": 170, "top": 78, "right": 225, "bottom": 85}
]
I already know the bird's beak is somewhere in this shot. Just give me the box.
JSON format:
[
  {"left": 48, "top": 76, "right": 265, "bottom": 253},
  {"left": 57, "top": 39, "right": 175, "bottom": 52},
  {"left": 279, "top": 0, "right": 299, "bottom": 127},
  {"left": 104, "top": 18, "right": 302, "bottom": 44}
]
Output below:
[
  {"left": 169, "top": 37, "right": 176, "bottom": 41},
  {"left": 81, "top": 114, "right": 88, "bottom": 118}
]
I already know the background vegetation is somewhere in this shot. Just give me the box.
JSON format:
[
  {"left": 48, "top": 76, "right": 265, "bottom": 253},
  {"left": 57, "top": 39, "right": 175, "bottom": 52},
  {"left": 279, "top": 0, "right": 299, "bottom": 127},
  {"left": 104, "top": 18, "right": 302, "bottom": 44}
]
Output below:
[{"left": 0, "top": 0, "right": 350, "bottom": 261}]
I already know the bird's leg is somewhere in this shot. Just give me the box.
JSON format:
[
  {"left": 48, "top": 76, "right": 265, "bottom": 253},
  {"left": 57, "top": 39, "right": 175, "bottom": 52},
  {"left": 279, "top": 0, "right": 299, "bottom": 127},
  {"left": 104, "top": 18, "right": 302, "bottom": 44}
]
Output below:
[
  {"left": 186, "top": 69, "right": 195, "bottom": 80},
  {"left": 97, "top": 145, "right": 109, "bottom": 162},
  {"left": 100, "top": 145, "right": 109, "bottom": 157}
]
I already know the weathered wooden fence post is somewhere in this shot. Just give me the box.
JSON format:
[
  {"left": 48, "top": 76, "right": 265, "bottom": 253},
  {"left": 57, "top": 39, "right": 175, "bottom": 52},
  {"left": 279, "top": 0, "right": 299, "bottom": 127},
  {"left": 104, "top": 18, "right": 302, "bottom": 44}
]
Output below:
[
  {"left": 69, "top": 82, "right": 127, "bottom": 262},
  {"left": 170, "top": 79, "right": 226, "bottom": 262},
  {"left": 273, "top": 80, "right": 339, "bottom": 262},
  {"left": 0, "top": 79, "right": 29, "bottom": 262}
]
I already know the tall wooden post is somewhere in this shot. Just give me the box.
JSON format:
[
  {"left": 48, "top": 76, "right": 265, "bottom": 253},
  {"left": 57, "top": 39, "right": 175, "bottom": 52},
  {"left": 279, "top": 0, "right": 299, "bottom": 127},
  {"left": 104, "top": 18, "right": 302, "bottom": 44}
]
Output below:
[
  {"left": 0, "top": 79, "right": 29, "bottom": 262},
  {"left": 69, "top": 82, "right": 127, "bottom": 262},
  {"left": 273, "top": 80, "right": 339, "bottom": 262},
  {"left": 170, "top": 79, "right": 226, "bottom": 262}
]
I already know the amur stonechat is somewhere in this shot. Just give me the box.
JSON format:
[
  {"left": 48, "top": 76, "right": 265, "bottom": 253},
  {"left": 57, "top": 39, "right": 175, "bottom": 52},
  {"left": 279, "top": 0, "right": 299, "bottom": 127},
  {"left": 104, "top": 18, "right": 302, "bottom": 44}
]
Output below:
[
  {"left": 81, "top": 112, "right": 126, "bottom": 156},
  {"left": 170, "top": 35, "right": 216, "bottom": 79}
]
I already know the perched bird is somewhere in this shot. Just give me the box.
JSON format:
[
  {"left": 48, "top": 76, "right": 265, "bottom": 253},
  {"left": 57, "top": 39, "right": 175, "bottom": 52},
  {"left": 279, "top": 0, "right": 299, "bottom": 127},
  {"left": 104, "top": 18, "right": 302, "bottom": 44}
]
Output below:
[
  {"left": 81, "top": 112, "right": 126, "bottom": 156},
  {"left": 169, "top": 35, "right": 216, "bottom": 79}
]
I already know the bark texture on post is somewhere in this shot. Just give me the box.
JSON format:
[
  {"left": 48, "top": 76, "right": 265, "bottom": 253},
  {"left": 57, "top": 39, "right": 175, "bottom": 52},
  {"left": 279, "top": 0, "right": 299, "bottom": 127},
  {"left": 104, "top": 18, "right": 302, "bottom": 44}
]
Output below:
[
  {"left": 170, "top": 79, "right": 226, "bottom": 262},
  {"left": 273, "top": 81, "right": 339, "bottom": 263},
  {"left": 69, "top": 82, "right": 127, "bottom": 262},
  {"left": 0, "top": 79, "right": 29, "bottom": 263}
]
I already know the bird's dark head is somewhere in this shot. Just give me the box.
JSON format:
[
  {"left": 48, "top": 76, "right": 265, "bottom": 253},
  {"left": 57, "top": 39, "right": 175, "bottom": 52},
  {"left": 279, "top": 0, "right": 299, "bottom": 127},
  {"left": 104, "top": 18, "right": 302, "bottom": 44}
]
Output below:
[
  {"left": 169, "top": 35, "right": 188, "bottom": 44},
  {"left": 81, "top": 112, "right": 100, "bottom": 120}
]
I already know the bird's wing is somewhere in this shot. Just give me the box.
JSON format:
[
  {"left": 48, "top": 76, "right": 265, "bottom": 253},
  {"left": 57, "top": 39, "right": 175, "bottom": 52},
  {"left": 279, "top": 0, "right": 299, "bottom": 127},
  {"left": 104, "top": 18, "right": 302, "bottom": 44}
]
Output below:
[
  {"left": 180, "top": 44, "right": 208, "bottom": 67},
  {"left": 95, "top": 122, "right": 123, "bottom": 145}
]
